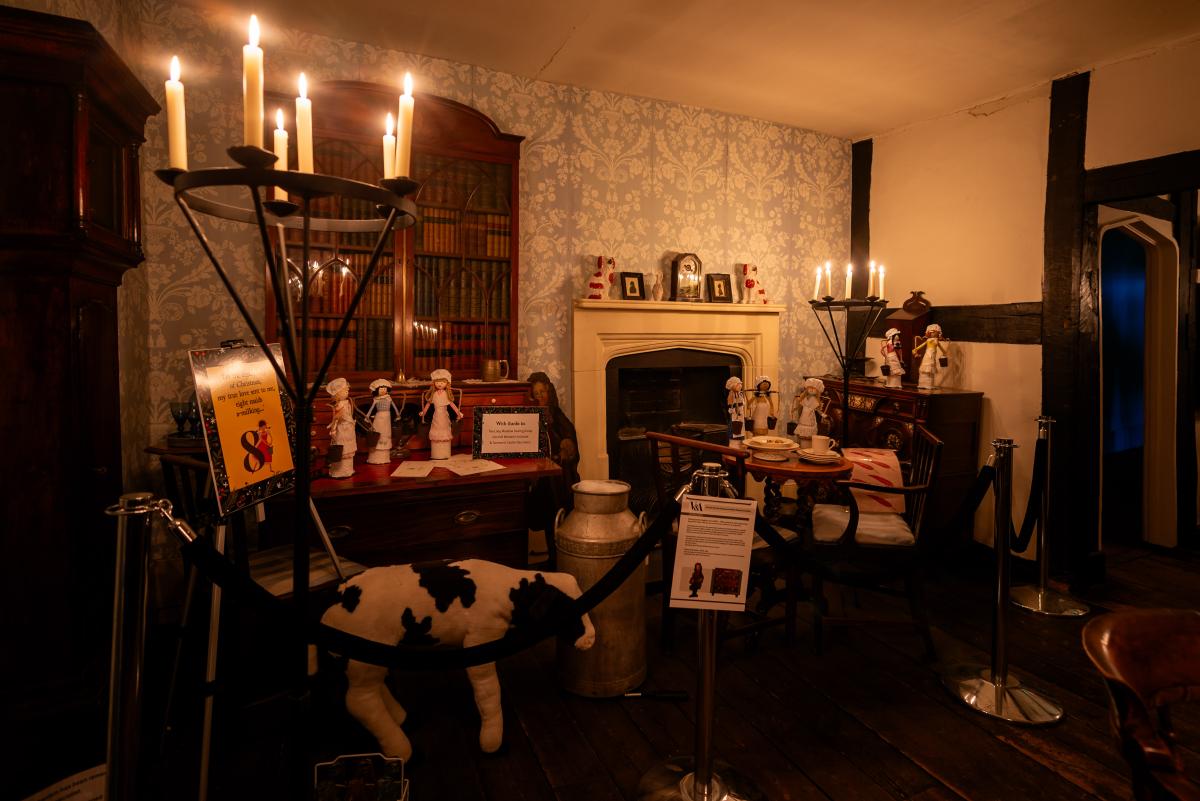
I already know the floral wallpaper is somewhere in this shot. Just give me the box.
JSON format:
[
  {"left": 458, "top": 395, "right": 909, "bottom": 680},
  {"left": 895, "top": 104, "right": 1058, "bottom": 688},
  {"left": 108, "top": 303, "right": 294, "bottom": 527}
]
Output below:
[{"left": 16, "top": 0, "right": 850, "bottom": 482}]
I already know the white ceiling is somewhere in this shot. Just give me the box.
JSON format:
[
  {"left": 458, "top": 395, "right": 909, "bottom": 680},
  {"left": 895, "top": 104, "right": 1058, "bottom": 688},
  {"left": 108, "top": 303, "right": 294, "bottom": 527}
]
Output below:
[{"left": 221, "top": 0, "right": 1200, "bottom": 139}]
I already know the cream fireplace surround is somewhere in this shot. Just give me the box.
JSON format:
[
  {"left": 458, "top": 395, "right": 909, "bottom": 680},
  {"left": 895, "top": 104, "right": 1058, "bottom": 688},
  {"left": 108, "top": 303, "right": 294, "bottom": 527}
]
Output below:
[{"left": 571, "top": 298, "right": 784, "bottom": 480}]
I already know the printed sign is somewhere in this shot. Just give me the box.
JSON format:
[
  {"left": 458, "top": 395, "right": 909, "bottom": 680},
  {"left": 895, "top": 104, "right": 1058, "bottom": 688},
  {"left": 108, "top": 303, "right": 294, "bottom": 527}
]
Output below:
[
  {"left": 189, "top": 344, "right": 296, "bottom": 517},
  {"left": 471, "top": 406, "right": 548, "bottom": 459},
  {"left": 669, "top": 494, "right": 757, "bottom": 612}
]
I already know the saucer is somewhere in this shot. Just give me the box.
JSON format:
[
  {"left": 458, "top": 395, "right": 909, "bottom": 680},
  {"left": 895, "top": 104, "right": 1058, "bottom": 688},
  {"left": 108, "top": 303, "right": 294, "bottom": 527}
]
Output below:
[
  {"left": 751, "top": 451, "right": 790, "bottom": 462},
  {"left": 744, "top": 435, "right": 798, "bottom": 451},
  {"left": 797, "top": 448, "right": 841, "bottom": 463}
]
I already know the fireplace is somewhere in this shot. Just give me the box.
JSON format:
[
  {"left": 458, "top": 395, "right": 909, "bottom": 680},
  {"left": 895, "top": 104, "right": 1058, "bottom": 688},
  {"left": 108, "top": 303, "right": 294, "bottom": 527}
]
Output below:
[{"left": 571, "top": 298, "right": 783, "bottom": 479}]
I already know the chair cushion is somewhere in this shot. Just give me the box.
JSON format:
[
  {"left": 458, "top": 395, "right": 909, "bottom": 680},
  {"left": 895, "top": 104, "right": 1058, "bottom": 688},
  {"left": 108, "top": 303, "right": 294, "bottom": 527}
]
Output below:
[
  {"left": 250, "top": 547, "right": 367, "bottom": 597},
  {"left": 753, "top": 524, "right": 798, "bottom": 550},
  {"left": 812, "top": 504, "right": 915, "bottom": 546},
  {"left": 842, "top": 448, "right": 906, "bottom": 514}
]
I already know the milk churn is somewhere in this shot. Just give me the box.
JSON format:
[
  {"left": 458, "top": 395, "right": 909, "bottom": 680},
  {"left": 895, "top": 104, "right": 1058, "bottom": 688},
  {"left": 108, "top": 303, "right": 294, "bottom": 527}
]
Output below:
[{"left": 554, "top": 479, "right": 647, "bottom": 697}]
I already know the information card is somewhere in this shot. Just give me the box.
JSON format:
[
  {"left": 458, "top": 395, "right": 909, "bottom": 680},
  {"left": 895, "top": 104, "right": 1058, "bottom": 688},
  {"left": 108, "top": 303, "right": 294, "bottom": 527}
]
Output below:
[
  {"left": 472, "top": 406, "right": 548, "bottom": 458},
  {"left": 668, "top": 494, "right": 757, "bottom": 612}
]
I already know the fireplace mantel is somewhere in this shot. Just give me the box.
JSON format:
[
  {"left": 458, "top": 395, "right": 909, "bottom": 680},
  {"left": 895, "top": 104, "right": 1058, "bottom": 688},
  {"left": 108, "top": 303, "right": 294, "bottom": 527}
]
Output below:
[{"left": 572, "top": 298, "right": 784, "bottom": 479}]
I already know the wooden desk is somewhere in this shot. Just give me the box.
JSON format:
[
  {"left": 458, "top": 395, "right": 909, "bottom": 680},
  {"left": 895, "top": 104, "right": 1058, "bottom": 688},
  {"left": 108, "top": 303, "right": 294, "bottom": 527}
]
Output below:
[{"left": 271, "top": 457, "right": 560, "bottom": 568}]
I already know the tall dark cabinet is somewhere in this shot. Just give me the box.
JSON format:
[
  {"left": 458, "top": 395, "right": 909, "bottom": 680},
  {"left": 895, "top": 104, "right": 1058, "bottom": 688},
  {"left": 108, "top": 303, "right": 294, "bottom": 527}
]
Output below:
[{"left": 0, "top": 8, "right": 157, "bottom": 797}]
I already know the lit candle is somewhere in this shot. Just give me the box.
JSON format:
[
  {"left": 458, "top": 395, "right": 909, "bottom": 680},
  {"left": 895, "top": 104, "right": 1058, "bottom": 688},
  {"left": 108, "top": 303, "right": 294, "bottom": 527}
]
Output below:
[
  {"left": 868, "top": 260, "right": 877, "bottom": 297},
  {"left": 296, "top": 72, "right": 313, "bottom": 173},
  {"left": 878, "top": 264, "right": 886, "bottom": 299},
  {"left": 845, "top": 263, "right": 853, "bottom": 299},
  {"left": 396, "top": 72, "right": 415, "bottom": 177},
  {"left": 812, "top": 266, "right": 821, "bottom": 300},
  {"left": 383, "top": 113, "right": 396, "bottom": 180},
  {"left": 165, "top": 56, "right": 187, "bottom": 170},
  {"left": 272, "top": 108, "right": 288, "bottom": 200},
  {"left": 243, "top": 15, "right": 264, "bottom": 148},
  {"left": 824, "top": 261, "right": 832, "bottom": 297}
]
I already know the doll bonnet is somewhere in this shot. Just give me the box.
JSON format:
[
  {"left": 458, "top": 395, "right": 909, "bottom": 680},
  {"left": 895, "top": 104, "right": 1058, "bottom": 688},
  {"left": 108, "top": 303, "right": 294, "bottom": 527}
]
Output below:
[
  {"left": 803, "top": 377, "right": 824, "bottom": 394},
  {"left": 725, "top": 376, "right": 743, "bottom": 391},
  {"left": 754, "top": 375, "right": 772, "bottom": 390},
  {"left": 369, "top": 377, "right": 393, "bottom": 392},
  {"left": 325, "top": 377, "right": 349, "bottom": 397},
  {"left": 430, "top": 368, "right": 452, "bottom": 383},
  {"left": 884, "top": 327, "right": 901, "bottom": 341},
  {"left": 925, "top": 323, "right": 943, "bottom": 336}
]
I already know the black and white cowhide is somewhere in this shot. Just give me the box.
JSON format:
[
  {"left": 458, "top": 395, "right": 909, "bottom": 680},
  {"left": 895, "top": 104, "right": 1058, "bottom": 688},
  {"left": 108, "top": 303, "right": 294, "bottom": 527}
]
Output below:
[{"left": 321, "top": 559, "right": 595, "bottom": 759}]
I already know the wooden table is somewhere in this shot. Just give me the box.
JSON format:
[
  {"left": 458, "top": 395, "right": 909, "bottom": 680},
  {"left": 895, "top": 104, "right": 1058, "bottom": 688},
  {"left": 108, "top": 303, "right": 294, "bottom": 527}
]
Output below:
[{"left": 727, "top": 451, "right": 853, "bottom": 521}]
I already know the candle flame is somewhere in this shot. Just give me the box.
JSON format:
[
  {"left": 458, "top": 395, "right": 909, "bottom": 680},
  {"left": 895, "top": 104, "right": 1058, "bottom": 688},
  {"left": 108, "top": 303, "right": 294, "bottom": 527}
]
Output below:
[
  {"left": 869, "top": 259, "right": 876, "bottom": 269},
  {"left": 248, "top": 14, "right": 260, "bottom": 48},
  {"left": 403, "top": 71, "right": 413, "bottom": 97},
  {"left": 275, "top": 108, "right": 284, "bottom": 130},
  {"left": 824, "top": 260, "right": 831, "bottom": 270},
  {"left": 386, "top": 112, "right": 394, "bottom": 136},
  {"left": 169, "top": 55, "right": 181, "bottom": 82},
  {"left": 298, "top": 72, "right": 308, "bottom": 99}
]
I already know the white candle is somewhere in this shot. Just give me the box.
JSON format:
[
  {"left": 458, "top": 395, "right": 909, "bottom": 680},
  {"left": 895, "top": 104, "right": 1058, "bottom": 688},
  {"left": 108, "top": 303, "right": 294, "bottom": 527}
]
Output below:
[
  {"left": 812, "top": 266, "right": 821, "bottom": 300},
  {"left": 396, "top": 72, "right": 415, "bottom": 177},
  {"left": 383, "top": 113, "right": 396, "bottom": 180},
  {"left": 296, "top": 72, "right": 313, "bottom": 173},
  {"left": 243, "top": 15, "right": 264, "bottom": 148},
  {"left": 272, "top": 108, "right": 288, "bottom": 200},
  {"left": 824, "top": 261, "right": 832, "bottom": 297},
  {"left": 878, "top": 265, "right": 886, "bottom": 299},
  {"left": 165, "top": 56, "right": 187, "bottom": 170},
  {"left": 868, "top": 260, "right": 877, "bottom": 297},
  {"left": 845, "top": 263, "right": 853, "bottom": 299}
]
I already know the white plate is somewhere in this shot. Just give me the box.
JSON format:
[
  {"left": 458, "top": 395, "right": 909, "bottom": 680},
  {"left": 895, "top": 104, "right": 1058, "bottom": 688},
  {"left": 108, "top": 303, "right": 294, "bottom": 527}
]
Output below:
[
  {"left": 751, "top": 451, "right": 790, "bottom": 462},
  {"left": 744, "top": 436, "right": 798, "bottom": 451},
  {"left": 796, "top": 449, "right": 841, "bottom": 463}
]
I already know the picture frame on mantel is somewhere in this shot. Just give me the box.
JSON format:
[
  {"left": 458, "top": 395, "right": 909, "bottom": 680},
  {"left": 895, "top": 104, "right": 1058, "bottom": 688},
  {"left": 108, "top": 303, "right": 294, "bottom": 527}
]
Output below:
[
  {"left": 706, "top": 273, "right": 733, "bottom": 303},
  {"left": 670, "top": 252, "right": 703, "bottom": 302},
  {"left": 619, "top": 272, "right": 646, "bottom": 300}
]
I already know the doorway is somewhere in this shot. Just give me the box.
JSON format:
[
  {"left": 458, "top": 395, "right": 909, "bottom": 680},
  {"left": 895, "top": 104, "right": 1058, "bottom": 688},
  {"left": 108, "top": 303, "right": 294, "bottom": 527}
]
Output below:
[{"left": 1098, "top": 208, "right": 1179, "bottom": 548}]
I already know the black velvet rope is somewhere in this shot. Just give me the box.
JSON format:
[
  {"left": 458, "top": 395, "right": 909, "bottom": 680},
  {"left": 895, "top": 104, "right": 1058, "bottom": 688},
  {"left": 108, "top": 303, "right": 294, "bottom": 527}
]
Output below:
[
  {"left": 179, "top": 499, "right": 678, "bottom": 671},
  {"left": 949, "top": 436, "right": 1049, "bottom": 552}
]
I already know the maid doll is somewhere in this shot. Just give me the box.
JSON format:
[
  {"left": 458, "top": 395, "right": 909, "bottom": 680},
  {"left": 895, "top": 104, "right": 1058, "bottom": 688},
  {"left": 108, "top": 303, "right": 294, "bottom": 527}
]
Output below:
[
  {"left": 746, "top": 375, "right": 778, "bottom": 436},
  {"left": 364, "top": 377, "right": 396, "bottom": 464},
  {"left": 913, "top": 323, "right": 951, "bottom": 389},
  {"left": 326, "top": 377, "right": 357, "bottom": 479},
  {"left": 881, "top": 328, "right": 905, "bottom": 388},
  {"left": 791, "top": 377, "right": 826, "bottom": 443},
  {"left": 420, "top": 368, "right": 462, "bottom": 460},
  {"left": 725, "top": 376, "right": 746, "bottom": 445}
]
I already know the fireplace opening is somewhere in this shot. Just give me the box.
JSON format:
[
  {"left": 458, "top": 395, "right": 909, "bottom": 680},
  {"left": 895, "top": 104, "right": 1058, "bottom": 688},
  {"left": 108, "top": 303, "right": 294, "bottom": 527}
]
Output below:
[{"left": 605, "top": 348, "right": 742, "bottom": 512}]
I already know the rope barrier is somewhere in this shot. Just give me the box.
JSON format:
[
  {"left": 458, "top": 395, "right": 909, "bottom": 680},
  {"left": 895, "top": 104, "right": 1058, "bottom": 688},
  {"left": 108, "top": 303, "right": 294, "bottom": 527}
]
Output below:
[{"left": 950, "top": 436, "right": 1048, "bottom": 552}]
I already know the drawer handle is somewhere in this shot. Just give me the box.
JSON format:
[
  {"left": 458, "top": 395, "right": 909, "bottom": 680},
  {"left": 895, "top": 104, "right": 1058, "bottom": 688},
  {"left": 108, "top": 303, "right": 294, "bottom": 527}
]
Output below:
[{"left": 454, "top": 510, "right": 481, "bottom": 525}]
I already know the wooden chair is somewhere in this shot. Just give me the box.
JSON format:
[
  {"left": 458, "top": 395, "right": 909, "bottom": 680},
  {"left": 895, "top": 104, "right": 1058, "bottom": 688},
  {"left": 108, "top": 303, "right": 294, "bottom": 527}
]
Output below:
[
  {"left": 646, "top": 430, "right": 801, "bottom": 650},
  {"left": 802, "top": 424, "right": 943, "bottom": 657},
  {"left": 1083, "top": 609, "right": 1200, "bottom": 801}
]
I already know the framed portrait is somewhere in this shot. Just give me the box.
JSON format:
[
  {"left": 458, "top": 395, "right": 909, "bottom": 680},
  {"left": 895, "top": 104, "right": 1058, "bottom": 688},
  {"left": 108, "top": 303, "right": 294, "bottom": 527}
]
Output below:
[
  {"left": 706, "top": 273, "right": 733, "bottom": 303},
  {"left": 670, "top": 252, "right": 703, "bottom": 301},
  {"left": 619, "top": 272, "right": 646, "bottom": 300}
]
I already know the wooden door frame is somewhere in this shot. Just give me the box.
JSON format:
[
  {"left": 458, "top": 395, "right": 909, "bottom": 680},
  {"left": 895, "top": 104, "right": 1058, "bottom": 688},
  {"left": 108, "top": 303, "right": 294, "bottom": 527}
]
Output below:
[{"left": 1045, "top": 73, "right": 1199, "bottom": 586}]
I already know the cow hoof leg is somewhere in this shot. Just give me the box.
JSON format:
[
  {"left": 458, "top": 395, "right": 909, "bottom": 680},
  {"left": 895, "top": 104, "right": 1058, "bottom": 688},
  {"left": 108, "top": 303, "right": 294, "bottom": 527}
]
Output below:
[{"left": 479, "top": 720, "right": 503, "bottom": 753}]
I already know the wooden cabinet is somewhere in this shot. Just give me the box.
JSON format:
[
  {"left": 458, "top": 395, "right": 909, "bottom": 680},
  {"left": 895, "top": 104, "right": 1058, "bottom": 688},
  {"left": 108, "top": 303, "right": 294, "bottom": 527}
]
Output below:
[
  {"left": 264, "top": 81, "right": 522, "bottom": 382},
  {"left": 824, "top": 378, "right": 983, "bottom": 544},
  {"left": 0, "top": 7, "right": 157, "bottom": 797}
]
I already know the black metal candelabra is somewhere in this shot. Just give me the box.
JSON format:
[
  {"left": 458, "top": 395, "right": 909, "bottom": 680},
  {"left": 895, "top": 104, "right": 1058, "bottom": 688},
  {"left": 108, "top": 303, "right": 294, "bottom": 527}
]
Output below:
[
  {"left": 808, "top": 296, "right": 889, "bottom": 445},
  {"left": 156, "top": 145, "right": 418, "bottom": 794}
]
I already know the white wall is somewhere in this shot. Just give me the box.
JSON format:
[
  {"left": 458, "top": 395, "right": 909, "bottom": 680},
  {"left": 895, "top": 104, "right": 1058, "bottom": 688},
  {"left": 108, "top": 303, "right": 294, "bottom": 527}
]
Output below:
[
  {"left": 1087, "top": 36, "right": 1200, "bottom": 169},
  {"left": 869, "top": 91, "right": 1050, "bottom": 550}
]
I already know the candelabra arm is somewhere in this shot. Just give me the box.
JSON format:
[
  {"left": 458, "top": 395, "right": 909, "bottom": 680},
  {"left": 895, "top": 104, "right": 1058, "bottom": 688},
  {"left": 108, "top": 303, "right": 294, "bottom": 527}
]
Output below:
[{"left": 251, "top": 189, "right": 302, "bottom": 384}]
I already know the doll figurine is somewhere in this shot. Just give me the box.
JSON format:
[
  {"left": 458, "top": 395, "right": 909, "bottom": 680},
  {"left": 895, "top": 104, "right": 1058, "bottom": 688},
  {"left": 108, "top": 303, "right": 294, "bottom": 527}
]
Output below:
[
  {"left": 881, "top": 328, "right": 905, "bottom": 388},
  {"left": 725, "top": 376, "right": 746, "bottom": 445},
  {"left": 913, "top": 323, "right": 951, "bottom": 389},
  {"left": 420, "top": 368, "right": 462, "bottom": 460},
  {"left": 791, "top": 377, "right": 826, "bottom": 444},
  {"left": 365, "top": 378, "right": 397, "bottom": 464},
  {"left": 747, "top": 375, "right": 778, "bottom": 436},
  {"left": 326, "top": 377, "right": 357, "bottom": 479}
]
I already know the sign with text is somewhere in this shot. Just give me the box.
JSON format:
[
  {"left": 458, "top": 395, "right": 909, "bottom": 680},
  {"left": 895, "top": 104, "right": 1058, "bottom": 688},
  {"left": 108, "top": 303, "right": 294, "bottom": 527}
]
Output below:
[
  {"left": 669, "top": 494, "right": 757, "bottom": 612},
  {"left": 189, "top": 344, "right": 296, "bottom": 517},
  {"left": 472, "top": 406, "right": 548, "bottom": 459}
]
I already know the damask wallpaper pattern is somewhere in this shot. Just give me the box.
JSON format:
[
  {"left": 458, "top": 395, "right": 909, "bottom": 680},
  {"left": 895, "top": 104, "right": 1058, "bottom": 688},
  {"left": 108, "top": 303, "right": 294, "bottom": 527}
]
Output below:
[{"left": 16, "top": 0, "right": 850, "bottom": 482}]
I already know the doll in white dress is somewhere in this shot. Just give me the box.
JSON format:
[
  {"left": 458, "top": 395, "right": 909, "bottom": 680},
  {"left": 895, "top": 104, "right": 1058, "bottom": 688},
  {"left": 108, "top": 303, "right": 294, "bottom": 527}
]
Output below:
[
  {"left": 420, "top": 368, "right": 462, "bottom": 460},
  {"left": 725, "top": 376, "right": 746, "bottom": 445},
  {"left": 326, "top": 377, "right": 357, "bottom": 479},
  {"left": 913, "top": 323, "right": 951, "bottom": 389},
  {"left": 365, "top": 378, "right": 396, "bottom": 464},
  {"left": 791, "top": 377, "right": 826, "bottom": 444},
  {"left": 747, "top": 375, "right": 778, "bottom": 436},
  {"left": 881, "top": 328, "right": 905, "bottom": 389}
]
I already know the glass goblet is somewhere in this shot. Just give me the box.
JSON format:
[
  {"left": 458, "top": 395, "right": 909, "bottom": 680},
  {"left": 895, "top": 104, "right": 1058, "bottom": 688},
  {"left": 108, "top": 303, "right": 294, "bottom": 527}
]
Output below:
[
  {"left": 169, "top": 402, "right": 189, "bottom": 436},
  {"left": 186, "top": 400, "right": 202, "bottom": 437}
]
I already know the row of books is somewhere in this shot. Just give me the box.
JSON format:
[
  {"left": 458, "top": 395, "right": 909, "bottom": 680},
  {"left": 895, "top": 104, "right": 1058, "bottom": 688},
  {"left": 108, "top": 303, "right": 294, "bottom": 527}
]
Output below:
[
  {"left": 414, "top": 153, "right": 512, "bottom": 211},
  {"left": 301, "top": 250, "right": 395, "bottom": 316},
  {"left": 289, "top": 317, "right": 395, "bottom": 375},
  {"left": 415, "top": 209, "right": 512, "bottom": 258},
  {"left": 411, "top": 321, "right": 511, "bottom": 376},
  {"left": 413, "top": 257, "right": 511, "bottom": 320}
]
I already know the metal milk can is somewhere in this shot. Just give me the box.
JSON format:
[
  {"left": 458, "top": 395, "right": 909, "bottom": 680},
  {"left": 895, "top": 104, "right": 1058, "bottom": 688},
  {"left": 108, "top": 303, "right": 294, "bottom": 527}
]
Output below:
[{"left": 554, "top": 479, "right": 647, "bottom": 697}]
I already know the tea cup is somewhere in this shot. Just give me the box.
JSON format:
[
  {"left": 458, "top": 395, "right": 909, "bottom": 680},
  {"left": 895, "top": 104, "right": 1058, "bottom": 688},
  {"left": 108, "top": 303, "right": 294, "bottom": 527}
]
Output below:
[{"left": 811, "top": 435, "right": 838, "bottom": 454}]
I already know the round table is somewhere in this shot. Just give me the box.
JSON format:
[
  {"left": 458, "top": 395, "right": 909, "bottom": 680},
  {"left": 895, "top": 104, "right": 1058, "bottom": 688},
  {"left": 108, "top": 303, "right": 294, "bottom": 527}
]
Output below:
[{"left": 726, "top": 450, "right": 853, "bottom": 521}]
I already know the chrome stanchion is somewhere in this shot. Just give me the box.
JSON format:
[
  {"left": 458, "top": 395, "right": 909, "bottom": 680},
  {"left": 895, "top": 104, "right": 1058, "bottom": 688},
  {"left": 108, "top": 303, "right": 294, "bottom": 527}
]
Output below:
[
  {"left": 943, "top": 440, "right": 1063, "bottom": 725},
  {"left": 638, "top": 463, "right": 765, "bottom": 801},
  {"left": 1010, "top": 417, "right": 1089, "bottom": 617}
]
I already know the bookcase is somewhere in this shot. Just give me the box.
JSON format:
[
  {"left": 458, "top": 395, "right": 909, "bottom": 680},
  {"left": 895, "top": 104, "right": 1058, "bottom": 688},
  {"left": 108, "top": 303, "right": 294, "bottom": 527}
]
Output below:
[{"left": 264, "top": 81, "right": 522, "bottom": 382}]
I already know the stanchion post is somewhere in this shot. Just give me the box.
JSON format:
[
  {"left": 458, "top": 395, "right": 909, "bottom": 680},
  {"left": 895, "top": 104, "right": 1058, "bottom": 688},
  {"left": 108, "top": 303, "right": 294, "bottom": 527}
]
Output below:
[
  {"left": 942, "top": 439, "right": 1064, "bottom": 725},
  {"left": 1010, "top": 416, "right": 1089, "bottom": 617}
]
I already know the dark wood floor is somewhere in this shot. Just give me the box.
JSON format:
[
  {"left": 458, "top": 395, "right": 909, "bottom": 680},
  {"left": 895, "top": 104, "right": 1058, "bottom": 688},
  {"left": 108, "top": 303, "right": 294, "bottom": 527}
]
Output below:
[{"left": 177, "top": 543, "right": 1200, "bottom": 801}]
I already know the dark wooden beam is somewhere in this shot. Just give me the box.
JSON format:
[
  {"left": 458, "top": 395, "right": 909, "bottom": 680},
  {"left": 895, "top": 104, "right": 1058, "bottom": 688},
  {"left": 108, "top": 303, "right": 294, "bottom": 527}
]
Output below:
[
  {"left": 1170, "top": 188, "right": 1198, "bottom": 550},
  {"left": 1085, "top": 149, "right": 1200, "bottom": 204},
  {"left": 1041, "top": 72, "right": 1097, "bottom": 585},
  {"left": 848, "top": 139, "right": 873, "bottom": 369},
  {"left": 867, "top": 302, "right": 1042, "bottom": 344},
  {"left": 1103, "top": 196, "right": 1176, "bottom": 222}
]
